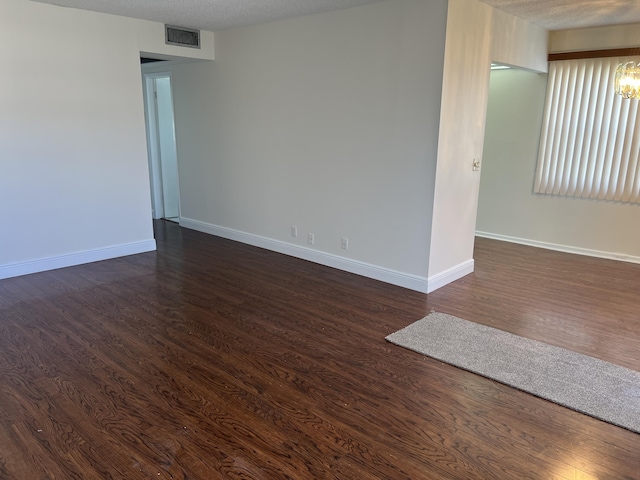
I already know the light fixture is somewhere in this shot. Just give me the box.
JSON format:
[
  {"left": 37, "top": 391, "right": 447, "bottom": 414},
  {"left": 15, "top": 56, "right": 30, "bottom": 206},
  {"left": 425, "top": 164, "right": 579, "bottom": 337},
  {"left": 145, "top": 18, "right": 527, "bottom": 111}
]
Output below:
[
  {"left": 614, "top": 60, "right": 640, "bottom": 99},
  {"left": 490, "top": 63, "right": 511, "bottom": 70}
]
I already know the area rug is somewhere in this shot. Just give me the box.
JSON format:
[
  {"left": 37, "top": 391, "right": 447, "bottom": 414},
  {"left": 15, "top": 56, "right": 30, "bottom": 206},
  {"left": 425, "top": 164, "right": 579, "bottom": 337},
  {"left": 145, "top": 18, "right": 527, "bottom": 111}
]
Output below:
[{"left": 386, "top": 312, "right": 640, "bottom": 434}]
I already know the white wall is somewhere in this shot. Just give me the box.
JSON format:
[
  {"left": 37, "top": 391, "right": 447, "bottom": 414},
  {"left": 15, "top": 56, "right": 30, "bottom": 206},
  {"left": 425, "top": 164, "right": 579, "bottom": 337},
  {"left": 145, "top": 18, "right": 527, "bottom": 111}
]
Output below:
[
  {"left": 427, "top": 0, "right": 548, "bottom": 291},
  {"left": 427, "top": 0, "right": 493, "bottom": 288},
  {"left": 166, "top": 0, "right": 448, "bottom": 291},
  {"left": 491, "top": 8, "right": 548, "bottom": 73},
  {"left": 477, "top": 69, "right": 640, "bottom": 262},
  {"left": 0, "top": 0, "right": 215, "bottom": 278},
  {"left": 550, "top": 23, "right": 640, "bottom": 53}
]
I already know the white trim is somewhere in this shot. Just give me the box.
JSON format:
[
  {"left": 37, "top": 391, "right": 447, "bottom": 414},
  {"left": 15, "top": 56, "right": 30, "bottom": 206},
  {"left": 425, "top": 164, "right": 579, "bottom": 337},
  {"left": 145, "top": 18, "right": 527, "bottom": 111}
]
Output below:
[
  {"left": 426, "top": 259, "right": 475, "bottom": 293},
  {"left": 475, "top": 231, "right": 640, "bottom": 265},
  {"left": 180, "top": 217, "right": 430, "bottom": 293},
  {"left": 0, "top": 240, "right": 157, "bottom": 280}
]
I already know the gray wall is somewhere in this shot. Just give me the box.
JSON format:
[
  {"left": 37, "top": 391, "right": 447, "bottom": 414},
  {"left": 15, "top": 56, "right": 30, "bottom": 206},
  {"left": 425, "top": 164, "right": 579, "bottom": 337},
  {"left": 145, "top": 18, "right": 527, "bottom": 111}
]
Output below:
[{"left": 170, "top": 0, "right": 448, "bottom": 280}]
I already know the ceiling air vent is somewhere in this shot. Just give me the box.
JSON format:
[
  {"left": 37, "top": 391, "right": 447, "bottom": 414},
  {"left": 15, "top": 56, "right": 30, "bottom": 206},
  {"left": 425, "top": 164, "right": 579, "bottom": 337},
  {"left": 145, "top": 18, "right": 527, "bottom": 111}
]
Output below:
[{"left": 165, "top": 25, "right": 200, "bottom": 49}]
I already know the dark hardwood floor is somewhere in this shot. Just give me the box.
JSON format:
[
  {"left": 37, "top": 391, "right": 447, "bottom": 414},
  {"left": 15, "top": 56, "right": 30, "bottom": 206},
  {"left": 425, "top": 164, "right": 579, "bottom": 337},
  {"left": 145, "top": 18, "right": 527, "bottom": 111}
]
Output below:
[{"left": 1, "top": 220, "right": 639, "bottom": 479}]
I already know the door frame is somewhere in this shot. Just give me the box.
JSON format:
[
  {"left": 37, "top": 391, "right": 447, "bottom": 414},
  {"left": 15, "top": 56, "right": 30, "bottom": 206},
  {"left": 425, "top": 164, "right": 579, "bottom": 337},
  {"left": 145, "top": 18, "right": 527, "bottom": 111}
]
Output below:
[{"left": 142, "top": 71, "right": 181, "bottom": 221}]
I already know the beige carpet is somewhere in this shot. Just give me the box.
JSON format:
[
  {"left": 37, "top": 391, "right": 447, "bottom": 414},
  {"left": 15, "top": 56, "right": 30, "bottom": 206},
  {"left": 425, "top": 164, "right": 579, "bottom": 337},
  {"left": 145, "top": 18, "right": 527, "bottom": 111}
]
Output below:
[{"left": 386, "top": 312, "right": 640, "bottom": 434}]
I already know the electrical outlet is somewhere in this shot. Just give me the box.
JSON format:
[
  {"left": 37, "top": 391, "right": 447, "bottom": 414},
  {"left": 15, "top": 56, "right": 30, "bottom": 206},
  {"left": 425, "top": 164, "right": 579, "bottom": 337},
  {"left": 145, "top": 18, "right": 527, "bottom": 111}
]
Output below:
[
  {"left": 291, "top": 226, "right": 298, "bottom": 238},
  {"left": 341, "top": 237, "right": 349, "bottom": 250},
  {"left": 308, "top": 233, "right": 315, "bottom": 245}
]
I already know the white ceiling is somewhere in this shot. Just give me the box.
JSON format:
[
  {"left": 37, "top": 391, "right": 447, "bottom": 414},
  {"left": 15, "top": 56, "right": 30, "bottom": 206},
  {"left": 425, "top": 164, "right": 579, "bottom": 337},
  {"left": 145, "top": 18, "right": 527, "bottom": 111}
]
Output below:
[{"left": 32, "top": 0, "right": 640, "bottom": 32}]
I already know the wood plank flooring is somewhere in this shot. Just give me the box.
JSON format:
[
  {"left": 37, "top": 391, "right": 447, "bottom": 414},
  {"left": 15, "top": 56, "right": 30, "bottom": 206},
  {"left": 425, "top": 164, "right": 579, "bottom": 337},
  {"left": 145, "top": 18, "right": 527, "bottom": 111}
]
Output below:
[{"left": 1, "top": 220, "right": 639, "bottom": 479}]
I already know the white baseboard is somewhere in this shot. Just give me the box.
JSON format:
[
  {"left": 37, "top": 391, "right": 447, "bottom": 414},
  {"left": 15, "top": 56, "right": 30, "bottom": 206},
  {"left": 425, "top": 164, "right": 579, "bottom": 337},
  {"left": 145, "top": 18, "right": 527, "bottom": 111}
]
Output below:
[
  {"left": 426, "top": 259, "right": 475, "bottom": 293},
  {"left": 180, "top": 217, "right": 432, "bottom": 293},
  {"left": 475, "top": 231, "right": 640, "bottom": 265},
  {"left": 0, "top": 239, "right": 157, "bottom": 280}
]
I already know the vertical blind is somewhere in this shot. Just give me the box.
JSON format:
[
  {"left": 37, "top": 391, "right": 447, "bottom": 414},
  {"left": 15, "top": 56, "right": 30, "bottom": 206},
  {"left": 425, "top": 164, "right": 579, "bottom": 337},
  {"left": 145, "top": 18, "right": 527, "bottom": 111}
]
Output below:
[{"left": 534, "top": 57, "right": 640, "bottom": 203}]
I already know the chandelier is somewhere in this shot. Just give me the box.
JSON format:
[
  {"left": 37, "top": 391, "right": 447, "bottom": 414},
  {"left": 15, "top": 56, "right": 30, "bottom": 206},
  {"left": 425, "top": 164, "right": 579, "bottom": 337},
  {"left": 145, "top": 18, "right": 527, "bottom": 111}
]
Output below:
[{"left": 614, "top": 61, "right": 640, "bottom": 99}]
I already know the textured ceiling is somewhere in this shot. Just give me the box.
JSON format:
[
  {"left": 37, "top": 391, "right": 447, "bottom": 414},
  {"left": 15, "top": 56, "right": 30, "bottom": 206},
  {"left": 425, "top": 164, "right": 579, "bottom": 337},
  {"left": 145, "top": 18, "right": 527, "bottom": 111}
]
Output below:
[
  {"left": 477, "top": 0, "right": 640, "bottom": 31},
  {"left": 31, "top": 0, "right": 385, "bottom": 31},
  {"left": 32, "top": 0, "right": 640, "bottom": 32}
]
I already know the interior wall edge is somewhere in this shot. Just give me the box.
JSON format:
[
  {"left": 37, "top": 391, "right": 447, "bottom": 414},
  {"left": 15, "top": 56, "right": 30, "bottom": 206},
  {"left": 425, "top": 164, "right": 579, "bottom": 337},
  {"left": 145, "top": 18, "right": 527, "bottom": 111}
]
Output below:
[
  {"left": 180, "top": 217, "right": 430, "bottom": 294},
  {"left": 0, "top": 240, "right": 157, "bottom": 281},
  {"left": 475, "top": 231, "right": 640, "bottom": 266}
]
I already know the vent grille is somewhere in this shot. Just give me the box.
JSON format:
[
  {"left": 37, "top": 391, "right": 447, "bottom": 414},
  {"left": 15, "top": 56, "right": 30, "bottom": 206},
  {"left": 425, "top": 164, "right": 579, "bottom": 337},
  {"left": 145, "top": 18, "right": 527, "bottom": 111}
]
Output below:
[{"left": 165, "top": 25, "right": 200, "bottom": 49}]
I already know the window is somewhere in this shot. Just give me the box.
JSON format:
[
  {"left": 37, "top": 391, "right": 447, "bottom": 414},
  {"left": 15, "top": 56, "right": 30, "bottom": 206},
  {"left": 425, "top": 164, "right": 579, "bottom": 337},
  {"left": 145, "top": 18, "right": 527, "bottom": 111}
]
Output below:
[{"left": 534, "top": 56, "right": 640, "bottom": 203}]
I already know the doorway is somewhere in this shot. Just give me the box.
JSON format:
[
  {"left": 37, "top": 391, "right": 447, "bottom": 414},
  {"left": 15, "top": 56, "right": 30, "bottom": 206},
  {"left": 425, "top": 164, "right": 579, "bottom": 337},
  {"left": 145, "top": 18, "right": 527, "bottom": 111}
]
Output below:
[{"left": 143, "top": 72, "right": 180, "bottom": 223}]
